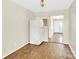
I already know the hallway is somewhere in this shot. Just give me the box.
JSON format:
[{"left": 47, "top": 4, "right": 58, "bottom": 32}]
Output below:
[
  {"left": 4, "top": 42, "right": 75, "bottom": 59},
  {"left": 2, "top": 0, "right": 76, "bottom": 58}
]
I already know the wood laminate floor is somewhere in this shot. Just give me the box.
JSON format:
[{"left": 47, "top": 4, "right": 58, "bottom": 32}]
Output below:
[
  {"left": 4, "top": 42, "right": 75, "bottom": 59},
  {"left": 48, "top": 33, "right": 64, "bottom": 43}
]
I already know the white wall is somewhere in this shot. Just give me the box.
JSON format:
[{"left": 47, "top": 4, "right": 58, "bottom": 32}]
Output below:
[
  {"left": 48, "top": 16, "right": 53, "bottom": 38},
  {"left": 69, "top": 1, "right": 76, "bottom": 54},
  {"left": 2, "top": 0, "right": 35, "bottom": 58}
]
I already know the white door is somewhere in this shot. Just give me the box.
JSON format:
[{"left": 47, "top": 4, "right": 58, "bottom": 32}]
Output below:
[
  {"left": 30, "top": 19, "right": 42, "bottom": 45},
  {"left": 53, "top": 20, "right": 64, "bottom": 33}
]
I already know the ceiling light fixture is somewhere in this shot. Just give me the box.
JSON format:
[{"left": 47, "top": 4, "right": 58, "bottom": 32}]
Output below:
[{"left": 40, "top": 0, "right": 44, "bottom": 7}]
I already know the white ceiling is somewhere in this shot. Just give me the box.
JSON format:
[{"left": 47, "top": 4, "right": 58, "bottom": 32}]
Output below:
[{"left": 14, "top": 0, "right": 74, "bottom": 12}]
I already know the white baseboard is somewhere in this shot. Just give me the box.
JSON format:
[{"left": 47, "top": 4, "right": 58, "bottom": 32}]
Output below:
[
  {"left": 30, "top": 41, "right": 43, "bottom": 45},
  {"left": 3, "top": 43, "right": 28, "bottom": 58},
  {"left": 68, "top": 44, "right": 76, "bottom": 57}
]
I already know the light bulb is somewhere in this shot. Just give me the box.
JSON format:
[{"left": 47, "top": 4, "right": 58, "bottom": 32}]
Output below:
[{"left": 40, "top": 0, "right": 44, "bottom": 7}]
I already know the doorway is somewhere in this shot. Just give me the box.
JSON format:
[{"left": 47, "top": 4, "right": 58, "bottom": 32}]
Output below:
[{"left": 48, "top": 15, "right": 64, "bottom": 43}]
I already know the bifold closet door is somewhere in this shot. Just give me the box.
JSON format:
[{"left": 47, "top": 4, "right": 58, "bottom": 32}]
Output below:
[{"left": 30, "top": 20, "right": 42, "bottom": 45}]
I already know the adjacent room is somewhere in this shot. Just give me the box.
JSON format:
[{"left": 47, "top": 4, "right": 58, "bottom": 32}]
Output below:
[{"left": 2, "top": 0, "right": 76, "bottom": 59}]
